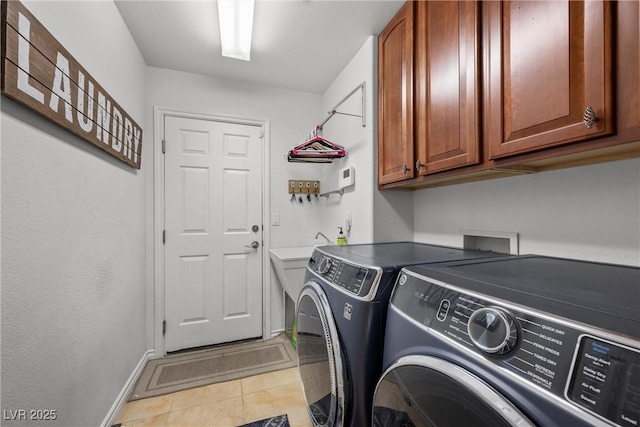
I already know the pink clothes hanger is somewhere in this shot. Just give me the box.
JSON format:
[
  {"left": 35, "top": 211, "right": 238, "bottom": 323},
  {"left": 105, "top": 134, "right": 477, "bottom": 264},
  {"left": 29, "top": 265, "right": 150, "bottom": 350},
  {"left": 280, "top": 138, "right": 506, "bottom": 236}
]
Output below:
[
  {"left": 285, "top": 82, "right": 366, "bottom": 163},
  {"left": 287, "top": 126, "right": 346, "bottom": 161}
]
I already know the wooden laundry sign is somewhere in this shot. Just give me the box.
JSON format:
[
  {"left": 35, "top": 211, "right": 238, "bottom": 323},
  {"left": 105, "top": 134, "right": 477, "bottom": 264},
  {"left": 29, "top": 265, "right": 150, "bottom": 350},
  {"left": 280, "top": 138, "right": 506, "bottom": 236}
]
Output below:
[{"left": 0, "top": 0, "right": 142, "bottom": 169}]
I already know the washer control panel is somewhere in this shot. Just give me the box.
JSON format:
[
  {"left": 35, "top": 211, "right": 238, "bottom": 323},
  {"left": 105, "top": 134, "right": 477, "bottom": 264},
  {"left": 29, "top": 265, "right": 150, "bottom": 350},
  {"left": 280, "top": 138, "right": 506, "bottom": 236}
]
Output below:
[
  {"left": 309, "top": 254, "right": 376, "bottom": 298},
  {"left": 436, "top": 289, "right": 579, "bottom": 395},
  {"left": 392, "top": 270, "right": 640, "bottom": 427}
]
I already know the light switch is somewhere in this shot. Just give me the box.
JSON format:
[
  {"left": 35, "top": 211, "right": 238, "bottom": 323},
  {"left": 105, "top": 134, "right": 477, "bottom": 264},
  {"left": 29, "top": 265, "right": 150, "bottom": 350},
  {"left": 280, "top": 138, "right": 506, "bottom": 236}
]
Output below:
[{"left": 272, "top": 213, "right": 280, "bottom": 226}]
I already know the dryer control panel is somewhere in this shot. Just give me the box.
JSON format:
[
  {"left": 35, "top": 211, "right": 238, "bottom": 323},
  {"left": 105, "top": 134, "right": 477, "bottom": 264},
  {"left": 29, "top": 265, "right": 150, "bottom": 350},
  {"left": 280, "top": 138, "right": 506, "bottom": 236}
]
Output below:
[
  {"left": 567, "top": 336, "right": 640, "bottom": 427},
  {"left": 308, "top": 253, "right": 379, "bottom": 299},
  {"left": 391, "top": 270, "right": 640, "bottom": 427}
]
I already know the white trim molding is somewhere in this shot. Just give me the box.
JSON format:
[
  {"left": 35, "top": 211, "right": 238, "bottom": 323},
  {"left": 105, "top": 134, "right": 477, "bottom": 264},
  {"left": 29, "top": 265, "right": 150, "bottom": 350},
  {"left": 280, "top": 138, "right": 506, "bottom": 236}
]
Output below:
[{"left": 101, "top": 349, "right": 155, "bottom": 427}]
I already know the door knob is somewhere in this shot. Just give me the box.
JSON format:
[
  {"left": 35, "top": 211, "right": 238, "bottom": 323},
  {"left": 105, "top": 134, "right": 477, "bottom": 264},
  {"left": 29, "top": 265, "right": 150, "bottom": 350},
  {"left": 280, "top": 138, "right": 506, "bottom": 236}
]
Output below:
[
  {"left": 583, "top": 106, "right": 598, "bottom": 129},
  {"left": 245, "top": 241, "right": 260, "bottom": 249}
]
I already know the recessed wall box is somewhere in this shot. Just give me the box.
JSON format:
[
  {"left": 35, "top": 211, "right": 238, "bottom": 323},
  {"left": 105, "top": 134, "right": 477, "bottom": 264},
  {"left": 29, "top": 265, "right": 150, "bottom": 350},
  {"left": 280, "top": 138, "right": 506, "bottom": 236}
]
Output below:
[
  {"left": 461, "top": 229, "right": 519, "bottom": 255},
  {"left": 339, "top": 166, "right": 355, "bottom": 189}
]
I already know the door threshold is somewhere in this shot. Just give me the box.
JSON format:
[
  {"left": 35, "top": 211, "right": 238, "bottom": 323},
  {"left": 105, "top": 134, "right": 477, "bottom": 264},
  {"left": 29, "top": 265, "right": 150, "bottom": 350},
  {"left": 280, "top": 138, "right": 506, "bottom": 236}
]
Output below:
[{"left": 167, "top": 336, "right": 264, "bottom": 356}]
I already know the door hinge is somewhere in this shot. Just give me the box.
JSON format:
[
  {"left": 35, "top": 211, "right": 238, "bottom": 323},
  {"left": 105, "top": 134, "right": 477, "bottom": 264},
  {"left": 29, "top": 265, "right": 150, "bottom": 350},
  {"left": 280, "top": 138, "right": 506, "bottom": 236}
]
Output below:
[
  {"left": 162, "top": 230, "right": 166, "bottom": 244},
  {"left": 162, "top": 320, "right": 166, "bottom": 336},
  {"left": 162, "top": 139, "right": 166, "bottom": 154}
]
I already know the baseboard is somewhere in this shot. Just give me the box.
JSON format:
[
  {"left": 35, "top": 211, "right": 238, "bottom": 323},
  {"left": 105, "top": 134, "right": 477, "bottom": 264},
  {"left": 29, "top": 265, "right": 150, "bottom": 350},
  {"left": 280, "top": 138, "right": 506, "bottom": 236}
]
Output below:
[
  {"left": 270, "top": 328, "right": 285, "bottom": 339},
  {"left": 101, "top": 349, "right": 155, "bottom": 427}
]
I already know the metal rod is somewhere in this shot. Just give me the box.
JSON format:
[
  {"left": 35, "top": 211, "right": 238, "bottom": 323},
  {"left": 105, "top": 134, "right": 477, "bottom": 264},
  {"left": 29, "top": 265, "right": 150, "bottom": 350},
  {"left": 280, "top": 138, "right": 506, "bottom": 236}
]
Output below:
[
  {"left": 318, "top": 110, "right": 336, "bottom": 129},
  {"left": 319, "top": 188, "right": 344, "bottom": 198},
  {"left": 318, "top": 82, "right": 366, "bottom": 129},
  {"left": 360, "top": 80, "right": 366, "bottom": 127},
  {"left": 333, "top": 111, "right": 362, "bottom": 118}
]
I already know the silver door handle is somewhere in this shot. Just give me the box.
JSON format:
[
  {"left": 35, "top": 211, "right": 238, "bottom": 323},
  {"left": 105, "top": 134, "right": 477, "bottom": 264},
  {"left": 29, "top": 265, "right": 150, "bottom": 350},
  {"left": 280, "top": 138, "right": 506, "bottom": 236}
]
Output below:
[{"left": 244, "top": 241, "right": 260, "bottom": 249}]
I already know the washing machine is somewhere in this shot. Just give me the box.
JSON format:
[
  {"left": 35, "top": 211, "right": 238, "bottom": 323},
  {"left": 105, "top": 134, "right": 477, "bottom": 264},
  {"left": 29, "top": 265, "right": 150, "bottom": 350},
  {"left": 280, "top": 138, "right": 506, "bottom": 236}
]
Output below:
[
  {"left": 295, "top": 242, "right": 502, "bottom": 427},
  {"left": 374, "top": 255, "right": 640, "bottom": 427}
]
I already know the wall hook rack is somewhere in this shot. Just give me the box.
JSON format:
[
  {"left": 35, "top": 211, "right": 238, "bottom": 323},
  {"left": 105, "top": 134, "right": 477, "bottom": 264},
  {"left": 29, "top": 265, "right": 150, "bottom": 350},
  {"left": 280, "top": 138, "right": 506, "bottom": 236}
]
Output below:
[{"left": 289, "top": 179, "right": 320, "bottom": 203}]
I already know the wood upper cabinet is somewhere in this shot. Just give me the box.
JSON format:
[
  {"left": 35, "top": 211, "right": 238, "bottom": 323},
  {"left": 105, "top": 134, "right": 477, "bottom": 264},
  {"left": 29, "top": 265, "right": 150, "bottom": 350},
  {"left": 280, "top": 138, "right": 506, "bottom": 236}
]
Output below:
[
  {"left": 486, "top": 0, "right": 613, "bottom": 159},
  {"left": 378, "top": 1, "right": 414, "bottom": 185},
  {"left": 415, "top": 1, "right": 481, "bottom": 175},
  {"left": 377, "top": 0, "right": 637, "bottom": 190}
]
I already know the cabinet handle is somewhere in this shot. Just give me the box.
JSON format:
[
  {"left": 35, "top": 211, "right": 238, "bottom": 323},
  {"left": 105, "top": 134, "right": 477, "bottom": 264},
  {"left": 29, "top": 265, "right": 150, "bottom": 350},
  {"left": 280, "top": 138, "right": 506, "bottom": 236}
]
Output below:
[
  {"left": 402, "top": 164, "right": 409, "bottom": 174},
  {"left": 415, "top": 159, "right": 424, "bottom": 171},
  {"left": 583, "top": 106, "right": 598, "bottom": 129}
]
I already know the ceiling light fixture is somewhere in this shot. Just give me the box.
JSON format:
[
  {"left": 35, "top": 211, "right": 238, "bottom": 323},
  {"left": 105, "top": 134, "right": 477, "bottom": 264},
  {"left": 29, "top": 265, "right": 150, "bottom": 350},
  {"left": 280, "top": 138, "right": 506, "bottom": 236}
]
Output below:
[{"left": 217, "top": 0, "right": 255, "bottom": 61}]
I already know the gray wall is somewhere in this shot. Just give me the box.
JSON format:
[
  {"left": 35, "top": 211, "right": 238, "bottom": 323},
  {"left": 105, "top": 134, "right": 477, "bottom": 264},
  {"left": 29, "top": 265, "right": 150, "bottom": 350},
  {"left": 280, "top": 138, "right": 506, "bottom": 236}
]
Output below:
[
  {"left": 413, "top": 159, "right": 640, "bottom": 266},
  {"left": 1, "top": 1, "right": 148, "bottom": 425}
]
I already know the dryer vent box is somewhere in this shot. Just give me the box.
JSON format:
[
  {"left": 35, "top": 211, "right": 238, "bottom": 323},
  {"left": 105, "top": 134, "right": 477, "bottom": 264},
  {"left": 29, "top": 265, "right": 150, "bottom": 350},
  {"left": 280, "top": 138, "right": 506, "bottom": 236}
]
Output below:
[
  {"left": 462, "top": 230, "right": 519, "bottom": 255},
  {"left": 339, "top": 166, "right": 355, "bottom": 189}
]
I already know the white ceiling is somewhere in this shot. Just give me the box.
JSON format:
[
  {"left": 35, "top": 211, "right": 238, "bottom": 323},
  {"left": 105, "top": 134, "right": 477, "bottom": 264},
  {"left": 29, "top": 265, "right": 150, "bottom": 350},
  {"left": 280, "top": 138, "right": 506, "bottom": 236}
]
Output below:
[{"left": 114, "top": 0, "right": 404, "bottom": 94}]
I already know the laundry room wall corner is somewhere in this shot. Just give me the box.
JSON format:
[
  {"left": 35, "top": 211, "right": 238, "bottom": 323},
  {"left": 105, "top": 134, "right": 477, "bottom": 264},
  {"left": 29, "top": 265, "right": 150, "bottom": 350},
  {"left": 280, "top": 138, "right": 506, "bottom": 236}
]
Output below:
[
  {"left": 320, "top": 36, "right": 377, "bottom": 243},
  {"left": 319, "top": 35, "right": 414, "bottom": 243}
]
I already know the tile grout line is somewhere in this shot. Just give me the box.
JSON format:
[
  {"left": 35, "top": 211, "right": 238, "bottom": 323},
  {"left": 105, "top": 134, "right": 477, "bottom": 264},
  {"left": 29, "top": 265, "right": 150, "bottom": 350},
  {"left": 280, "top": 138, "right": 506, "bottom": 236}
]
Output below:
[{"left": 240, "top": 376, "right": 247, "bottom": 425}]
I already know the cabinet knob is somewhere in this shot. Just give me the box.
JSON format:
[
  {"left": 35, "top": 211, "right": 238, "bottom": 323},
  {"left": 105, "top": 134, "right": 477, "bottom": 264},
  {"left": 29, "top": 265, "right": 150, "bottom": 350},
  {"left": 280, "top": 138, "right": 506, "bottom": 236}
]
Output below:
[
  {"left": 583, "top": 106, "right": 598, "bottom": 129},
  {"left": 415, "top": 159, "right": 424, "bottom": 171},
  {"left": 402, "top": 164, "right": 409, "bottom": 174}
]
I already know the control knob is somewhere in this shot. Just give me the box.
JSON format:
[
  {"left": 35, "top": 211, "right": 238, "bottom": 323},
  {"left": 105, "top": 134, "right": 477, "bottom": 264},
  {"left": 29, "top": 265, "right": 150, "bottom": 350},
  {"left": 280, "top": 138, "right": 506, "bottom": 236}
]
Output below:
[
  {"left": 467, "top": 307, "right": 518, "bottom": 355},
  {"left": 318, "top": 257, "right": 332, "bottom": 275}
]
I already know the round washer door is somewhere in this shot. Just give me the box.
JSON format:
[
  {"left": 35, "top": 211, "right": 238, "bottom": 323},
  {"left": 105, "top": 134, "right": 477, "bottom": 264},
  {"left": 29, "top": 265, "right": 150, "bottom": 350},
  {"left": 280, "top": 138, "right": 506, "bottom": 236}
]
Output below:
[
  {"left": 373, "top": 355, "right": 535, "bottom": 427},
  {"left": 297, "top": 282, "right": 346, "bottom": 427}
]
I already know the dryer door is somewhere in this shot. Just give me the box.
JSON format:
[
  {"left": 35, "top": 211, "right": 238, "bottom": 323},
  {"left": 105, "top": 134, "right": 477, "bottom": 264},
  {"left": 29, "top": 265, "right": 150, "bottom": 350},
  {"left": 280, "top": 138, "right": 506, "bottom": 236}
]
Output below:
[
  {"left": 297, "top": 282, "right": 346, "bottom": 427},
  {"left": 373, "top": 355, "right": 535, "bottom": 427}
]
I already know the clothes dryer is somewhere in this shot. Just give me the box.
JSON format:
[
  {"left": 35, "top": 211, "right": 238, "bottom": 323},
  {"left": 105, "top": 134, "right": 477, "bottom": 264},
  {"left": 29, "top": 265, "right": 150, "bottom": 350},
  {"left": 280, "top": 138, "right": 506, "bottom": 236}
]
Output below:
[
  {"left": 374, "top": 255, "right": 640, "bottom": 427},
  {"left": 295, "top": 242, "right": 501, "bottom": 427}
]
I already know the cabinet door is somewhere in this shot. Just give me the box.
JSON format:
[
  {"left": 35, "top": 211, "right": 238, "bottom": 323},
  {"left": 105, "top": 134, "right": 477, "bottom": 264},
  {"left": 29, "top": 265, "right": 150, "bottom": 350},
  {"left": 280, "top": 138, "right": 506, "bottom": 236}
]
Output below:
[
  {"left": 486, "top": 1, "right": 613, "bottom": 159},
  {"left": 415, "top": 1, "right": 480, "bottom": 175},
  {"left": 378, "top": 1, "right": 414, "bottom": 185}
]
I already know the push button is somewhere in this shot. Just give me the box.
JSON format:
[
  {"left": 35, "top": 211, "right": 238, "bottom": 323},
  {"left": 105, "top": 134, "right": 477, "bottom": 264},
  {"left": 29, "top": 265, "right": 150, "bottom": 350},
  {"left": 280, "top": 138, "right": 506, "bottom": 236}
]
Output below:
[{"left": 436, "top": 299, "right": 450, "bottom": 321}]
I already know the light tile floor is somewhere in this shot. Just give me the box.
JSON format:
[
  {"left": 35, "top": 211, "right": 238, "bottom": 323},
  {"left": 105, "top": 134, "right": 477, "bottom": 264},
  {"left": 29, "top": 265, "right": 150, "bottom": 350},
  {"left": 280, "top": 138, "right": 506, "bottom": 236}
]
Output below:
[{"left": 115, "top": 367, "right": 313, "bottom": 427}]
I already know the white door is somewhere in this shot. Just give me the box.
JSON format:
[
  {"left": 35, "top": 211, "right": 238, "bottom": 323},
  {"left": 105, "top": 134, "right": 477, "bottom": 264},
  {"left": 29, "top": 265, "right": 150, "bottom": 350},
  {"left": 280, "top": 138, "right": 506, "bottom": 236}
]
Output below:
[{"left": 164, "top": 116, "right": 263, "bottom": 352}]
